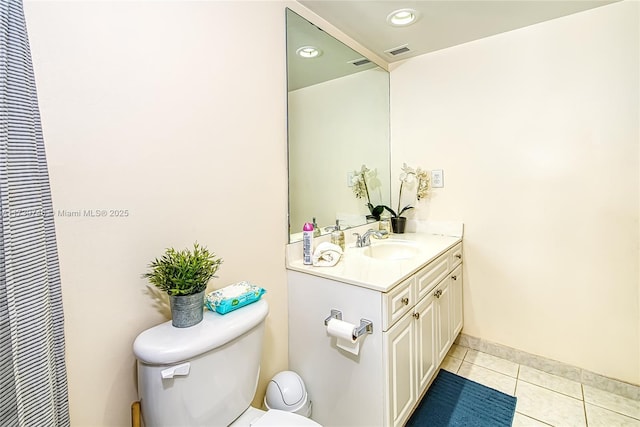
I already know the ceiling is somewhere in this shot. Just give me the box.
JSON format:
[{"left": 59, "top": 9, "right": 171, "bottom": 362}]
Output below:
[
  {"left": 287, "top": 9, "right": 379, "bottom": 91},
  {"left": 298, "top": 0, "right": 619, "bottom": 64}
]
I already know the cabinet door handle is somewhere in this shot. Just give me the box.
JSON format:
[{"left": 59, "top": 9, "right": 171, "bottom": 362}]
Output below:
[
  {"left": 412, "top": 312, "right": 420, "bottom": 319},
  {"left": 434, "top": 289, "right": 441, "bottom": 298},
  {"left": 401, "top": 297, "right": 409, "bottom": 305},
  {"left": 451, "top": 275, "right": 457, "bottom": 280},
  {"left": 455, "top": 254, "right": 462, "bottom": 259}
]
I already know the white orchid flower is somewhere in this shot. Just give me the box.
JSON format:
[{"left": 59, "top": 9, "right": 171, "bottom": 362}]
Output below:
[
  {"left": 416, "top": 167, "right": 430, "bottom": 201},
  {"left": 399, "top": 163, "right": 416, "bottom": 183}
]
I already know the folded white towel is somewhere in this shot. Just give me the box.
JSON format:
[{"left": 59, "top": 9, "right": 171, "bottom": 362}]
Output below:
[{"left": 312, "top": 242, "right": 343, "bottom": 267}]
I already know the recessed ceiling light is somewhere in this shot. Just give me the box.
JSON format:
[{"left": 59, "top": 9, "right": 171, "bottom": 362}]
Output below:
[
  {"left": 387, "top": 8, "right": 419, "bottom": 27},
  {"left": 296, "top": 46, "right": 322, "bottom": 58}
]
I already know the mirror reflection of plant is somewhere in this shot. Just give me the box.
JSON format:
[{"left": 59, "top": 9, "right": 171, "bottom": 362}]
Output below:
[
  {"left": 352, "top": 164, "right": 384, "bottom": 220},
  {"left": 383, "top": 163, "right": 430, "bottom": 218}
]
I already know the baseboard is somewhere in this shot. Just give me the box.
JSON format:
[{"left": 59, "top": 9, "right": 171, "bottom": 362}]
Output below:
[{"left": 455, "top": 333, "right": 640, "bottom": 401}]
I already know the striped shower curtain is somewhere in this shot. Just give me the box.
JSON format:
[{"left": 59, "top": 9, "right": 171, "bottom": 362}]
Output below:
[{"left": 0, "top": 0, "right": 70, "bottom": 425}]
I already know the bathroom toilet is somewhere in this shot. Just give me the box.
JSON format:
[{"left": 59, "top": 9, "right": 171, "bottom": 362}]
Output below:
[
  {"left": 231, "top": 407, "right": 317, "bottom": 426},
  {"left": 133, "top": 299, "right": 320, "bottom": 427}
]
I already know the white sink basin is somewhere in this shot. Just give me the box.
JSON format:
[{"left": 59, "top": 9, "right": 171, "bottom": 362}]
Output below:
[{"left": 362, "top": 240, "right": 421, "bottom": 261}]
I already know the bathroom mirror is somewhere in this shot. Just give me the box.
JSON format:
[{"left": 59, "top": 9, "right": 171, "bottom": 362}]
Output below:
[{"left": 286, "top": 8, "right": 391, "bottom": 242}]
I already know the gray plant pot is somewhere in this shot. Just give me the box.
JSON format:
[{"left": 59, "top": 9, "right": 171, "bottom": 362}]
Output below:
[{"left": 169, "top": 291, "right": 205, "bottom": 328}]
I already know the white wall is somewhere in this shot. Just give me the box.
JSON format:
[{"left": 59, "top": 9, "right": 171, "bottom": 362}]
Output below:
[
  {"left": 24, "top": 1, "right": 290, "bottom": 425},
  {"left": 391, "top": 1, "right": 639, "bottom": 384}
]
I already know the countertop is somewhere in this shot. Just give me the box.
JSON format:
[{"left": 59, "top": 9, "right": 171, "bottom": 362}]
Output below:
[{"left": 286, "top": 229, "right": 462, "bottom": 292}]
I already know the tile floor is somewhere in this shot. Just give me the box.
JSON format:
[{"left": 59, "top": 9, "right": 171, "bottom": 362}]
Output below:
[{"left": 441, "top": 344, "right": 640, "bottom": 426}]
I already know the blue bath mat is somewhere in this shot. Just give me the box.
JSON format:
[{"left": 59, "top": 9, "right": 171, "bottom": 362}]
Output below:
[{"left": 406, "top": 369, "right": 517, "bottom": 427}]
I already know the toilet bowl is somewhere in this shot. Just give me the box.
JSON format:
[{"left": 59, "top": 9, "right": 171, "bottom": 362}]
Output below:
[
  {"left": 133, "top": 299, "right": 321, "bottom": 427},
  {"left": 231, "top": 407, "right": 319, "bottom": 426}
]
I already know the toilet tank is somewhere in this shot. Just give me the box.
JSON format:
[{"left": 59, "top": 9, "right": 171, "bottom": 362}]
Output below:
[{"left": 133, "top": 299, "right": 269, "bottom": 427}]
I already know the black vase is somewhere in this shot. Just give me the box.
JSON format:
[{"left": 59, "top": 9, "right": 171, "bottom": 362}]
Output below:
[{"left": 390, "top": 217, "right": 407, "bottom": 234}]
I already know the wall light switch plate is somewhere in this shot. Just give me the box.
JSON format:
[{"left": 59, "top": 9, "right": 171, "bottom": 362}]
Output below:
[
  {"left": 347, "top": 172, "right": 354, "bottom": 187},
  {"left": 431, "top": 170, "right": 444, "bottom": 188}
]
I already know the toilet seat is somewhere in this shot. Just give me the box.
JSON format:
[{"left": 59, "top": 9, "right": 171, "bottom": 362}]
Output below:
[
  {"left": 251, "top": 409, "right": 321, "bottom": 426},
  {"left": 230, "top": 407, "right": 321, "bottom": 427}
]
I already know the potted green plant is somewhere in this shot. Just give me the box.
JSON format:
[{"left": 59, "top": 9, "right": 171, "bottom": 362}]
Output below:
[
  {"left": 143, "top": 242, "right": 223, "bottom": 328},
  {"left": 383, "top": 164, "right": 430, "bottom": 234}
]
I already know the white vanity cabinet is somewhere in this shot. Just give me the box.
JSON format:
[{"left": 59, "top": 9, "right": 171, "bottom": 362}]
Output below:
[
  {"left": 287, "top": 235, "right": 463, "bottom": 427},
  {"left": 384, "top": 243, "right": 463, "bottom": 427}
]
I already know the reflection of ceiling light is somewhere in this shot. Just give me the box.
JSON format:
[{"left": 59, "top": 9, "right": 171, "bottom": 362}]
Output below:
[
  {"left": 387, "top": 9, "right": 418, "bottom": 26},
  {"left": 296, "top": 46, "right": 322, "bottom": 58}
]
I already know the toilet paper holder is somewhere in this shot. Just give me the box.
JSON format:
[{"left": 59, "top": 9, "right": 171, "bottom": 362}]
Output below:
[{"left": 324, "top": 309, "right": 373, "bottom": 338}]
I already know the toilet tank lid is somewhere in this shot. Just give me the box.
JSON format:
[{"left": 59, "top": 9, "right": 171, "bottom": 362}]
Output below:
[{"left": 133, "top": 299, "right": 269, "bottom": 365}]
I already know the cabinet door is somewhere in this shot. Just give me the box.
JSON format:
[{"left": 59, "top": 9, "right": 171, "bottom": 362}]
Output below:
[
  {"left": 435, "top": 279, "right": 451, "bottom": 363},
  {"left": 414, "top": 293, "right": 437, "bottom": 394},
  {"left": 384, "top": 312, "right": 415, "bottom": 427},
  {"left": 450, "top": 265, "right": 463, "bottom": 337}
]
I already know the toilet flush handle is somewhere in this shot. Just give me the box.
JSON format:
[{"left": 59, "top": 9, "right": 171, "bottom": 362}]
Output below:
[{"left": 161, "top": 362, "right": 191, "bottom": 379}]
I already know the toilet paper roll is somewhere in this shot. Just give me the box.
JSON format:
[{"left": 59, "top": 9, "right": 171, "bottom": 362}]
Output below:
[{"left": 327, "top": 318, "right": 360, "bottom": 355}]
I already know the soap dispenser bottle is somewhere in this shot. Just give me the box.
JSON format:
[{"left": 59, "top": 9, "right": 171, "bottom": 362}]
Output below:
[
  {"left": 330, "top": 219, "right": 345, "bottom": 251},
  {"left": 379, "top": 214, "right": 392, "bottom": 237},
  {"left": 312, "top": 217, "right": 321, "bottom": 238}
]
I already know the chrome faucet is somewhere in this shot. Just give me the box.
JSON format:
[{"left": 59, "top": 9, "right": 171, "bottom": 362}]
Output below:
[{"left": 353, "top": 229, "right": 388, "bottom": 247}]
